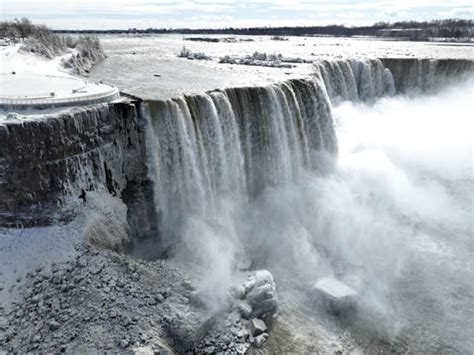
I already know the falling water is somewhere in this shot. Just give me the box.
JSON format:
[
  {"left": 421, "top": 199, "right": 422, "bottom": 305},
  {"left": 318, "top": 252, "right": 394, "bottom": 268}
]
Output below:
[
  {"left": 141, "top": 58, "right": 473, "bottom": 352},
  {"left": 314, "top": 58, "right": 396, "bottom": 102},
  {"left": 144, "top": 76, "right": 341, "bottom": 250}
]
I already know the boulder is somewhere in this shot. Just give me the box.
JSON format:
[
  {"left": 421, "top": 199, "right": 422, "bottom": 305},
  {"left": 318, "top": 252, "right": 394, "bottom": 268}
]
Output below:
[
  {"left": 252, "top": 332, "right": 268, "bottom": 348},
  {"left": 237, "top": 301, "right": 253, "bottom": 319},
  {"left": 47, "top": 319, "right": 60, "bottom": 331},
  {"left": 230, "top": 284, "right": 246, "bottom": 300},
  {"left": 245, "top": 270, "right": 278, "bottom": 320},
  {"left": 313, "top": 277, "right": 357, "bottom": 315},
  {"left": 133, "top": 346, "right": 154, "bottom": 355},
  {"left": 249, "top": 319, "right": 267, "bottom": 337}
]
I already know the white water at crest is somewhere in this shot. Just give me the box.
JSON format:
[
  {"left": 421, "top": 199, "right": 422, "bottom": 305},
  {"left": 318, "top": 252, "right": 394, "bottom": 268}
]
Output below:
[
  {"left": 314, "top": 59, "right": 396, "bottom": 102},
  {"left": 143, "top": 58, "right": 473, "bottom": 351}
]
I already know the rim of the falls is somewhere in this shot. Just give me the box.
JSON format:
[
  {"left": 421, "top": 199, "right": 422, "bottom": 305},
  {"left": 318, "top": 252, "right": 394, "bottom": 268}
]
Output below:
[
  {"left": 144, "top": 78, "right": 335, "bottom": 247},
  {"left": 139, "top": 57, "right": 474, "bottom": 251},
  {"left": 142, "top": 58, "right": 403, "bottom": 249}
]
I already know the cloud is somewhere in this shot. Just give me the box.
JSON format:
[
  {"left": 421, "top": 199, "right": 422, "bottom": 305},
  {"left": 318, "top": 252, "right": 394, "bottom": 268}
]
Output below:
[
  {"left": 2, "top": 0, "right": 472, "bottom": 29},
  {"left": 439, "top": 7, "right": 474, "bottom": 17},
  {"left": 384, "top": 10, "right": 399, "bottom": 17}
]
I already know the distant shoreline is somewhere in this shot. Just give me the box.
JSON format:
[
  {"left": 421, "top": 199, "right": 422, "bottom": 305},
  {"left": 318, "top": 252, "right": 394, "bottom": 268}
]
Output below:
[
  {"left": 52, "top": 19, "right": 473, "bottom": 43},
  {"left": 53, "top": 31, "right": 474, "bottom": 44},
  {"left": 2, "top": 18, "right": 471, "bottom": 42}
]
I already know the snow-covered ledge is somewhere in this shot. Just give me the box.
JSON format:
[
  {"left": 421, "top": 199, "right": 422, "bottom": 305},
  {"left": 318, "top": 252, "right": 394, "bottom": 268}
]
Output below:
[
  {"left": 0, "top": 41, "right": 117, "bottom": 113},
  {"left": 0, "top": 74, "right": 119, "bottom": 111},
  {"left": 0, "top": 74, "right": 120, "bottom": 111}
]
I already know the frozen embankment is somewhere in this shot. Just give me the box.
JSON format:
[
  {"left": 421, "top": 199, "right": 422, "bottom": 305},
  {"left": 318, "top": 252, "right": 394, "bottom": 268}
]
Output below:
[
  {"left": 0, "top": 57, "right": 473, "bottom": 354},
  {"left": 0, "top": 42, "right": 116, "bottom": 111}
]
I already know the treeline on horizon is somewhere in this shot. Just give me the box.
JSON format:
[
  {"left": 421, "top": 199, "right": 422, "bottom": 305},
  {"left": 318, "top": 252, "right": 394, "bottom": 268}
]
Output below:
[
  {"left": 54, "top": 19, "right": 473, "bottom": 39},
  {"left": 1, "top": 18, "right": 472, "bottom": 40}
]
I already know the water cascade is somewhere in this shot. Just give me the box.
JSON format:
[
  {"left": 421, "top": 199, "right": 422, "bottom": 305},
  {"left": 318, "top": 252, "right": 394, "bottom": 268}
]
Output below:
[
  {"left": 145, "top": 77, "right": 338, "bottom": 250},
  {"left": 143, "top": 57, "right": 474, "bottom": 260},
  {"left": 314, "top": 58, "right": 396, "bottom": 102}
]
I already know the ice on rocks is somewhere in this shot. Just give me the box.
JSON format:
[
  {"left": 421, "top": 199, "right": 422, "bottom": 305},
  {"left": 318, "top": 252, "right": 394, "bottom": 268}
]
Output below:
[
  {"left": 249, "top": 318, "right": 267, "bottom": 337},
  {"left": 313, "top": 277, "right": 358, "bottom": 315},
  {"left": 195, "top": 269, "right": 278, "bottom": 353},
  {"left": 237, "top": 300, "right": 253, "bottom": 319},
  {"left": 133, "top": 346, "right": 155, "bottom": 355},
  {"left": 1, "top": 248, "right": 215, "bottom": 354},
  {"left": 230, "top": 284, "right": 246, "bottom": 300},
  {"left": 252, "top": 332, "right": 269, "bottom": 348},
  {"left": 245, "top": 270, "right": 278, "bottom": 320},
  {"left": 1, "top": 232, "right": 279, "bottom": 354}
]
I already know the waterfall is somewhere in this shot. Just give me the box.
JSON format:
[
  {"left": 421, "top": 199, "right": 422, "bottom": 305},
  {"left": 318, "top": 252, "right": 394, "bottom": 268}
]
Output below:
[
  {"left": 380, "top": 58, "right": 474, "bottom": 93},
  {"left": 142, "top": 57, "right": 474, "bottom": 251},
  {"left": 314, "top": 58, "right": 396, "bottom": 102},
  {"left": 144, "top": 77, "right": 337, "bottom": 248},
  {"left": 313, "top": 57, "right": 474, "bottom": 100}
]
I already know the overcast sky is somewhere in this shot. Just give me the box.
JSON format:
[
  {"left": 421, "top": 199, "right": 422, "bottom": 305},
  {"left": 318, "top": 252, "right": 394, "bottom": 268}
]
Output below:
[{"left": 1, "top": 0, "right": 473, "bottom": 30}]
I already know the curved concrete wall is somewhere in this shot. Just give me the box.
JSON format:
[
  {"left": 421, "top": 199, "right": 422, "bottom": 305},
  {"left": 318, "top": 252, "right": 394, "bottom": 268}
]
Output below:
[{"left": 0, "top": 88, "right": 120, "bottom": 111}]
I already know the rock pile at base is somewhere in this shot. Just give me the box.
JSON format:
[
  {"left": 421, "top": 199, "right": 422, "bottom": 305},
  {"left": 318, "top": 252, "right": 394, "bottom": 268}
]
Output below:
[
  {"left": 0, "top": 248, "right": 279, "bottom": 354},
  {"left": 0, "top": 247, "right": 206, "bottom": 353},
  {"left": 195, "top": 269, "right": 279, "bottom": 353},
  {"left": 243, "top": 270, "right": 278, "bottom": 322}
]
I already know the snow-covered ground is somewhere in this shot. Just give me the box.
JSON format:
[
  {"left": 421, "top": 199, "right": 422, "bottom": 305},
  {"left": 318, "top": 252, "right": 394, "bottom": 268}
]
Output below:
[
  {"left": 0, "top": 43, "right": 118, "bottom": 117},
  {"left": 0, "top": 74, "right": 115, "bottom": 98},
  {"left": 0, "top": 43, "right": 72, "bottom": 77},
  {"left": 0, "top": 219, "right": 84, "bottom": 308}
]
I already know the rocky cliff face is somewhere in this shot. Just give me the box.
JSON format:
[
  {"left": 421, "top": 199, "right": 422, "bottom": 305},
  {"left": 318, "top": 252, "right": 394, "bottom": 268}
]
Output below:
[{"left": 0, "top": 101, "right": 157, "bottom": 243}]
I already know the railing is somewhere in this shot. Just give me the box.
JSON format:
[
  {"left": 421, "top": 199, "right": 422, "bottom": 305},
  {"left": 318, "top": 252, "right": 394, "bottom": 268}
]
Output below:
[
  {"left": 0, "top": 88, "right": 121, "bottom": 109},
  {"left": 0, "top": 93, "right": 56, "bottom": 100}
]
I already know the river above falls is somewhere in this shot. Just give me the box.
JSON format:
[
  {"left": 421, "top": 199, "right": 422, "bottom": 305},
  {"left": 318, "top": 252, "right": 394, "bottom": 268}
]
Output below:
[{"left": 89, "top": 34, "right": 474, "bottom": 100}]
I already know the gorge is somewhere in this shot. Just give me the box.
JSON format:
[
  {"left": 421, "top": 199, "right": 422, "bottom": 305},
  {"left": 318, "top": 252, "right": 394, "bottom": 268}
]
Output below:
[{"left": 1, "top": 47, "right": 473, "bottom": 353}]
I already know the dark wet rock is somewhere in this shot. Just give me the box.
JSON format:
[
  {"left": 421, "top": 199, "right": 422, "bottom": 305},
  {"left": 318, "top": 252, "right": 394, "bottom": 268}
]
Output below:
[
  {"left": 0, "top": 102, "right": 158, "bottom": 248},
  {"left": 118, "top": 339, "right": 129, "bottom": 348},
  {"left": 47, "top": 319, "right": 61, "bottom": 331}
]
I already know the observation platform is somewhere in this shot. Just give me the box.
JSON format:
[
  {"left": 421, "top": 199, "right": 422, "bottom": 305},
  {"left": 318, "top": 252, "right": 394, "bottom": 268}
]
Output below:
[{"left": 0, "top": 73, "right": 120, "bottom": 110}]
